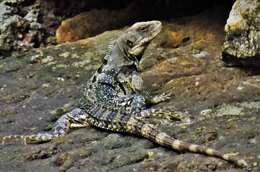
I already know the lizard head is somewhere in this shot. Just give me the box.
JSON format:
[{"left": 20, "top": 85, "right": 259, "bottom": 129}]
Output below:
[{"left": 116, "top": 21, "right": 162, "bottom": 70}]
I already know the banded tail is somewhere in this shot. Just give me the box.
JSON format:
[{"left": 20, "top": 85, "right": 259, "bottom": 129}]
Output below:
[
  {"left": 124, "top": 117, "right": 249, "bottom": 168},
  {"left": 0, "top": 132, "right": 58, "bottom": 145}
]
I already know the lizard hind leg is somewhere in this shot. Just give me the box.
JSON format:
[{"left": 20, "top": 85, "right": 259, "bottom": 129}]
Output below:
[{"left": 1, "top": 108, "right": 88, "bottom": 145}]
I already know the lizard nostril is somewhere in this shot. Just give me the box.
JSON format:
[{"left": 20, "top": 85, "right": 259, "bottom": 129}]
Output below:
[
  {"left": 103, "top": 58, "right": 108, "bottom": 64},
  {"left": 92, "top": 76, "right": 96, "bottom": 82}
]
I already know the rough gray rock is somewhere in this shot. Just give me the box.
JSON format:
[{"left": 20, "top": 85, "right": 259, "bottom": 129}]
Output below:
[
  {"left": 222, "top": 0, "right": 260, "bottom": 66},
  {"left": 0, "top": 0, "right": 47, "bottom": 56}
]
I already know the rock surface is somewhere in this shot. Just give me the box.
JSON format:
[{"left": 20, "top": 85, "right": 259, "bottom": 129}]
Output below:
[
  {"left": 0, "top": 6, "right": 260, "bottom": 172},
  {"left": 0, "top": 0, "right": 40, "bottom": 52},
  {"left": 55, "top": 0, "right": 215, "bottom": 43},
  {"left": 222, "top": 0, "right": 260, "bottom": 66},
  {"left": 0, "top": 0, "right": 58, "bottom": 56},
  {"left": 56, "top": 4, "right": 140, "bottom": 43}
]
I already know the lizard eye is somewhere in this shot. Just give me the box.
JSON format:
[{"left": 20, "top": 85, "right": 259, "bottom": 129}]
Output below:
[
  {"left": 139, "top": 26, "right": 147, "bottom": 31},
  {"left": 126, "top": 40, "right": 133, "bottom": 47}
]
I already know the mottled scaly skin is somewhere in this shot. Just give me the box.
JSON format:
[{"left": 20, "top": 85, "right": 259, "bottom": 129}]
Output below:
[{"left": 0, "top": 21, "right": 248, "bottom": 169}]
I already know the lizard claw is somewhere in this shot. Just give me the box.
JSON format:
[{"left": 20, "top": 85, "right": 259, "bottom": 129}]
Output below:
[{"left": 151, "top": 92, "right": 172, "bottom": 104}]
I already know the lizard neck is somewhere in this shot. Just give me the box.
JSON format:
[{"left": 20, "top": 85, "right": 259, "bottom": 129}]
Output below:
[{"left": 98, "top": 43, "right": 128, "bottom": 77}]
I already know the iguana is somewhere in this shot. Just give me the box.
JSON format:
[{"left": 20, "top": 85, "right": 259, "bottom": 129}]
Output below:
[{"left": 0, "top": 21, "right": 248, "bottom": 168}]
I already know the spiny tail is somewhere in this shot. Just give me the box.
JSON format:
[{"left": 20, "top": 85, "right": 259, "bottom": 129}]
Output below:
[
  {"left": 124, "top": 117, "right": 248, "bottom": 168},
  {"left": 0, "top": 132, "right": 59, "bottom": 145}
]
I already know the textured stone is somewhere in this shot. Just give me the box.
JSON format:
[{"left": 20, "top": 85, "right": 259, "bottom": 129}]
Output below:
[
  {"left": 0, "top": 0, "right": 45, "bottom": 55},
  {"left": 222, "top": 0, "right": 260, "bottom": 66}
]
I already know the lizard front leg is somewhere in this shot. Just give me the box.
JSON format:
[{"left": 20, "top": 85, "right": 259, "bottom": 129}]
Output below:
[
  {"left": 117, "top": 71, "right": 144, "bottom": 95},
  {"left": 1, "top": 108, "right": 89, "bottom": 145},
  {"left": 118, "top": 93, "right": 188, "bottom": 122},
  {"left": 117, "top": 71, "right": 172, "bottom": 105},
  {"left": 117, "top": 73, "right": 179, "bottom": 119}
]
